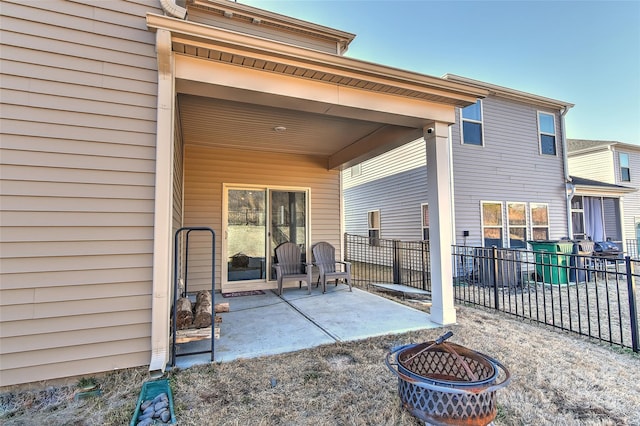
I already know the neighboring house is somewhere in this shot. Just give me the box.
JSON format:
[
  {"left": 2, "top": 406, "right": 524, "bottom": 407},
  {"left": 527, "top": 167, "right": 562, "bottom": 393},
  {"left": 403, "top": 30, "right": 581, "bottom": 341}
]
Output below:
[
  {"left": 344, "top": 75, "right": 574, "bottom": 249},
  {"left": 567, "top": 139, "right": 640, "bottom": 251},
  {"left": 0, "top": 0, "right": 486, "bottom": 386}
]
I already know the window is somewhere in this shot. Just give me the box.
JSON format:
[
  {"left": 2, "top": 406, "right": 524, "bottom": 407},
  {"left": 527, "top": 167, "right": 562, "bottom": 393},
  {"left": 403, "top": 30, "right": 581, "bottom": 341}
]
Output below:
[
  {"left": 571, "top": 196, "right": 585, "bottom": 239},
  {"left": 368, "top": 210, "right": 380, "bottom": 246},
  {"left": 461, "top": 100, "right": 483, "bottom": 145},
  {"left": 619, "top": 153, "right": 630, "bottom": 182},
  {"left": 531, "top": 203, "right": 550, "bottom": 240},
  {"left": 538, "top": 112, "right": 556, "bottom": 155},
  {"left": 421, "top": 204, "right": 429, "bottom": 241},
  {"left": 507, "top": 202, "right": 527, "bottom": 248},
  {"left": 351, "top": 164, "right": 362, "bottom": 178},
  {"left": 481, "top": 202, "right": 503, "bottom": 247}
]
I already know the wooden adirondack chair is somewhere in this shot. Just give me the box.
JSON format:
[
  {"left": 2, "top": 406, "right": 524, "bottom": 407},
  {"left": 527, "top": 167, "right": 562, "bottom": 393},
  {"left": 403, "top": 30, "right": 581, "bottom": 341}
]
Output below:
[
  {"left": 273, "top": 242, "right": 313, "bottom": 295},
  {"left": 312, "top": 241, "right": 352, "bottom": 293}
]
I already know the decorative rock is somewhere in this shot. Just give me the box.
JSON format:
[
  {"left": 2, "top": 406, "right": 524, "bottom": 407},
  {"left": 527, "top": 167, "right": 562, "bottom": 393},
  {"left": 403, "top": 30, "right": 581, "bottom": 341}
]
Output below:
[
  {"left": 136, "top": 392, "right": 172, "bottom": 425},
  {"left": 138, "top": 411, "right": 153, "bottom": 421},
  {"left": 154, "top": 400, "right": 169, "bottom": 411},
  {"left": 152, "top": 392, "right": 169, "bottom": 404}
]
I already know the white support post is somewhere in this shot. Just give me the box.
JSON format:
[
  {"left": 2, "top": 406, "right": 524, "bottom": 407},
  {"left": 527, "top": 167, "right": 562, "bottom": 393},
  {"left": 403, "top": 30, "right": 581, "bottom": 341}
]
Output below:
[
  {"left": 150, "top": 28, "right": 175, "bottom": 373},
  {"left": 425, "top": 122, "right": 457, "bottom": 325}
]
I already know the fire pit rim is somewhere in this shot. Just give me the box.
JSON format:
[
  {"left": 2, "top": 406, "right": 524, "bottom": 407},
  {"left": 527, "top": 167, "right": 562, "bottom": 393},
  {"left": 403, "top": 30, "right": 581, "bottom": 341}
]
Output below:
[{"left": 385, "top": 343, "right": 511, "bottom": 395}]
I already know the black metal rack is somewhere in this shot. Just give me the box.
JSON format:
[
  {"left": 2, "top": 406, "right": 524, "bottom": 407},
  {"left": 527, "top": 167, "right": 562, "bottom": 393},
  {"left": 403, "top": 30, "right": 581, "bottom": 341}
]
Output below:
[{"left": 171, "top": 227, "right": 216, "bottom": 367}]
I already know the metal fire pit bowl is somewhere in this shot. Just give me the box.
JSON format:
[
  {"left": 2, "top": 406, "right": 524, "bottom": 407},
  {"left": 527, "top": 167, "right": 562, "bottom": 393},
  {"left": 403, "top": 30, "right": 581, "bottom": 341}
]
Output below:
[{"left": 385, "top": 332, "right": 510, "bottom": 426}]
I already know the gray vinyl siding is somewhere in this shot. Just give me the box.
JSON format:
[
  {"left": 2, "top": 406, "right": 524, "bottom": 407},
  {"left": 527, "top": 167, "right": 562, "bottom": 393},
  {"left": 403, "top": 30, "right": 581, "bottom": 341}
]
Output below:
[
  {"left": 343, "top": 95, "right": 569, "bottom": 248},
  {"left": 0, "top": 0, "right": 160, "bottom": 386},
  {"left": 342, "top": 139, "right": 426, "bottom": 190},
  {"left": 451, "top": 97, "right": 567, "bottom": 246},
  {"left": 344, "top": 167, "right": 428, "bottom": 241},
  {"left": 568, "top": 150, "right": 615, "bottom": 182}
]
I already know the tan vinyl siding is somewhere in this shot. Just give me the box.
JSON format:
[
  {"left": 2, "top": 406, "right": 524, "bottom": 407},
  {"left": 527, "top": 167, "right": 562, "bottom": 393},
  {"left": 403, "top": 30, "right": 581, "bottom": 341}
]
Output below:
[
  {"left": 568, "top": 150, "right": 615, "bottom": 183},
  {"left": 0, "top": 0, "right": 160, "bottom": 386},
  {"left": 173, "top": 117, "right": 185, "bottom": 232},
  {"left": 187, "top": 8, "right": 340, "bottom": 54},
  {"left": 183, "top": 145, "right": 341, "bottom": 291}
]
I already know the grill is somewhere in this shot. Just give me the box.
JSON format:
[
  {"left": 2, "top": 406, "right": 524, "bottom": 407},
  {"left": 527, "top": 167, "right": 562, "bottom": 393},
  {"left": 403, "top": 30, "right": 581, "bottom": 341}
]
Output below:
[
  {"left": 593, "top": 241, "right": 622, "bottom": 260},
  {"left": 385, "top": 332, "right": 510, "bottom": 426}
]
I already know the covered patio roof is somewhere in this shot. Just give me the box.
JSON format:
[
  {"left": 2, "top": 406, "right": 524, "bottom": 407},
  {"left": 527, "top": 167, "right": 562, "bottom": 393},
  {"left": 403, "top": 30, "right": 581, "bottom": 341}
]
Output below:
[
  {"left": 146, "top": 12, "right": 488, "bottom": 169},
  {"left": 146, "top": 1, "right": 488, "bottom": 374}
]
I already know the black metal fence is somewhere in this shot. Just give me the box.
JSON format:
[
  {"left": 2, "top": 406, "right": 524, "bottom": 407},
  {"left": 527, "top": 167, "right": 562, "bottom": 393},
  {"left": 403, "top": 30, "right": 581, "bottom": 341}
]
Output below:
[
  {"left": 344, "top": 234, "right": 430, "bottom": 291},
  {"left": 626, "top": 239, "right": 639, "bottom": 260},
  {"left": 344, "top": 233, "right": 639, "bottom": 352}
]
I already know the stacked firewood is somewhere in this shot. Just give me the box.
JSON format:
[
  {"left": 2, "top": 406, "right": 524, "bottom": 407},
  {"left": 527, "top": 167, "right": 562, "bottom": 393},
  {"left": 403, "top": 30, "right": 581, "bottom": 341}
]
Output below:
[{"left": 175, "top": 290, "right": 228, "bottom": 330}]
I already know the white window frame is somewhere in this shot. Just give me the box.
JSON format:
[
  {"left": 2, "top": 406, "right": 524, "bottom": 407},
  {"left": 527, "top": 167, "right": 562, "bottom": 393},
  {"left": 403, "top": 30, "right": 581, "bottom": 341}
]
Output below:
[
  {"left": 421, "top": 203, "right": 429, "bottom": 241},
  {"left": 537, "top": 111, "right": 557, "bottom": 156},
  {"left": 480, "top": 201, "right": 504, "bottom": 248},
  {"left": 507, "top": 202, "right": 527, "bottom": 248},
  {"left": 619, "top": 152, "right": 630, "bottom": 182},
  {"left": 460, "top": 100, "right": 484, "bottom": 146},
  {"left": 530, "top": 202, "right": 550, "bottom": 241},
  {"left": 367, "top": 209, "right": 380, "bottom": 246},
  {"left": 571, "top": 196, "right": 586, "bottom": 240}
]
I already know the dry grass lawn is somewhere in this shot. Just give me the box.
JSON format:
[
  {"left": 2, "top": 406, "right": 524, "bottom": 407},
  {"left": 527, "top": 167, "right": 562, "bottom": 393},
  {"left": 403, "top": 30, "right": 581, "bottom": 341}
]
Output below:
[{"left": 2, "top": 290, "right": 639, "bottom": 426}]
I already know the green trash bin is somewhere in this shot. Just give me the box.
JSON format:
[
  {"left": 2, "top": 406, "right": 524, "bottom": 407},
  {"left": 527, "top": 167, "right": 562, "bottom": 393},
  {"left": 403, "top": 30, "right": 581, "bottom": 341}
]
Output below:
[{"left": 528, "top": 240, "right": 573, "bottom": 285}]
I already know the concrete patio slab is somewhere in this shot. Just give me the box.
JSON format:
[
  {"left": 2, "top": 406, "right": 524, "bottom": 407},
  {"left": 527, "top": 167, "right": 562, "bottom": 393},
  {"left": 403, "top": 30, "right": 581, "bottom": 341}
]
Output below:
[
  {"left": 282, "top": 286, "right": 438, "bottom": 341},
  {"left": 171, "top": 285, "right": 439, "bottom": 370}
]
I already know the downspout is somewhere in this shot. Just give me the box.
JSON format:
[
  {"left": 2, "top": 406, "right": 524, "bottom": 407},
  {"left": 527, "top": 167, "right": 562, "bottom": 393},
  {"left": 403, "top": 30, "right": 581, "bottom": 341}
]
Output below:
[
  {"left": 561, "top": 106, "right": 574, "bottom": 239},
  {"left": 159, "top": 0, "right": 187, "bottom": 19},
  {"left": 149, "top": 28, "right": 176, "bottom": 375}
]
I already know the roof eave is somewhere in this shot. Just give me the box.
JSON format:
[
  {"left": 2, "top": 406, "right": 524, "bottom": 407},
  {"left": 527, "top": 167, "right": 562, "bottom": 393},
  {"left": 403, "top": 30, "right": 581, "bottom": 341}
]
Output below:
[
  {"left": 189, "top": 0, "right": 356, "bottom": 52},
  {"left": 147, "top": 13, "right": 489, "bottom": 107},
  {"left": 443, "top": 73, "right": 573, "bottom": 110}
]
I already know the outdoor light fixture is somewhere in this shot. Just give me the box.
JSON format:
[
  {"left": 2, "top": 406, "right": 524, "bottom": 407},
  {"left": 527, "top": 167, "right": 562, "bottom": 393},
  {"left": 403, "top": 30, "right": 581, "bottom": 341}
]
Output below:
[{"left": 273, "top": 126, "right": 287, "bottom": 132}]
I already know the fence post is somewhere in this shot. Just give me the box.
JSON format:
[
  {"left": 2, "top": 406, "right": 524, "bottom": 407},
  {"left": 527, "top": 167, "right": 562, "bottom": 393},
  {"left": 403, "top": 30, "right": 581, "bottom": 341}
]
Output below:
[
  {"left": 393, "top": 240, "right": 402, "bottom": 284},
  {"left": 421, "top": 241, "right": 428, "bottom": 291},
  {"left": 344, "top": 233, "right": 348, "bottom": 262},
  {"left": 626, "top": 256, "right": 639, "bottom": 353},
  {"left": 492, "top": 246, "right": 499, "bottom": 310}
]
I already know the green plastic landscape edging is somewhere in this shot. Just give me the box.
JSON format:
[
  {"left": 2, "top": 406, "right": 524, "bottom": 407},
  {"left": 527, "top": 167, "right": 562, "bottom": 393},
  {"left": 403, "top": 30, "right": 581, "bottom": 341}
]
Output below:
[{"left": 130, "top": 379, "right": 177, "bottom": 425}]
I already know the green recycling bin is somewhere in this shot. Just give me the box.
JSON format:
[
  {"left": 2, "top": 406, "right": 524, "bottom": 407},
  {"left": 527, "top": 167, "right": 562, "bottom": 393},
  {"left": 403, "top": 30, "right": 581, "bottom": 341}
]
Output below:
[{"left": 528, "top": 240, "right": 573, "bottom": 285}]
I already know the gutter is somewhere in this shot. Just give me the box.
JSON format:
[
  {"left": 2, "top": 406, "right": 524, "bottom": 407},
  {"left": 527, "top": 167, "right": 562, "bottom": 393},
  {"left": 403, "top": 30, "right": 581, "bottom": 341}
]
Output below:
[
  {"left": 561, "top": 106, "right": 574, "bottom": 239},
  {"left": 160, "top": 0, "right": 187, "bottom": 19}
]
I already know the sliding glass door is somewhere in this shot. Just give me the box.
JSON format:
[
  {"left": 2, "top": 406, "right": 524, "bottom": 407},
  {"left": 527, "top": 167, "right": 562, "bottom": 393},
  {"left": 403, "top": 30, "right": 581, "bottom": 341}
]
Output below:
[{"left": 224, "top": 186, "right": 308, "bottom": 285}]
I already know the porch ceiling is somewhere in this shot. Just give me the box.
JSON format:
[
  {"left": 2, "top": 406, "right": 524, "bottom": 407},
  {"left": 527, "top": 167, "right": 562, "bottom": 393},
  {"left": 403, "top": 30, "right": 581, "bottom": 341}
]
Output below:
[{"left": 178, "top": 94, "right": 412, "bottom": 158}]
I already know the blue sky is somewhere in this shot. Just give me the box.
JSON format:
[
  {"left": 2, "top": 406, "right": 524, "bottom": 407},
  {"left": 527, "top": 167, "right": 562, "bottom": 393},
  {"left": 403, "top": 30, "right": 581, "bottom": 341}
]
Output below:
[{"left": 238, "top": 1, "right": 640, "bottom": 144}]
